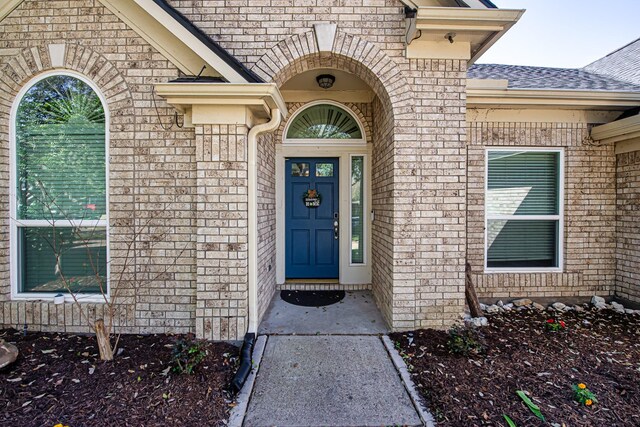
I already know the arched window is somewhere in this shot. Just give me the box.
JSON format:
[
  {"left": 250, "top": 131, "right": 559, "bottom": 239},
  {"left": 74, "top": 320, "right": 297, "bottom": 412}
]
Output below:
[
  {"left": 12, "top": 73, "right": 108, "bottom": 295},
  {"left": 285, "top": 102, "right": 364, "bottom": 142}
]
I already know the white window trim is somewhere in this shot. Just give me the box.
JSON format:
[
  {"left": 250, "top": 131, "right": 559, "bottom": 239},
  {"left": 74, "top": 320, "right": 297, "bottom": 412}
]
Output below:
[
  {"left": 484, "top": 147, "right": 564, "bottom": 273},
  {"left": 283, "top": 100, "right": 367, "bottom": 146},
  {"left": 9, "top": 70, "right": 110, "bottom": 302},
  {"left": 349, "top": 153, "right": 367, "bottom": 266}
]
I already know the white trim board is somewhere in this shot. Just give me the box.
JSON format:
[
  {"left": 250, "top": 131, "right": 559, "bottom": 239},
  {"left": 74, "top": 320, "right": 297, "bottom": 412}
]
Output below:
[
  {"left": 98, "top": 0, "right": 248, "bottom": 82},
  {"left": 275, "top": 145, "right": 372, "bottom": 286},
  {"left": 484, "top": 147, "right": 565, "bottom": 274}
]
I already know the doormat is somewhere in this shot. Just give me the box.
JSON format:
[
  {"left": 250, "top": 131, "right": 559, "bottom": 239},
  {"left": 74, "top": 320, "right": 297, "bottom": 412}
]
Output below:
[{"left": 281, "top": 290, "right": 345, "bottom": 307}]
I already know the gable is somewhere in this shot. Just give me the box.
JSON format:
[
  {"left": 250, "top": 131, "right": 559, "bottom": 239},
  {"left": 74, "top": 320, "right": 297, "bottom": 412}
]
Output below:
[{"left": 0, "top": 0, "right": 261, "bottom": 83}]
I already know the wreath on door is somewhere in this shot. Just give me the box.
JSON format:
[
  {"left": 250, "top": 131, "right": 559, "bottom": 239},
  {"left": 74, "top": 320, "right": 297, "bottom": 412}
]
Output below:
[{"left": 303, "top": 189, "right": 322, "bottom": 208}]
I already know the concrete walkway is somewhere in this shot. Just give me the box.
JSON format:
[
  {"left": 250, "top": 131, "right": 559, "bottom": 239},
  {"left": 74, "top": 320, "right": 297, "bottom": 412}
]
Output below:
[
  {"left": 259, "top": 291, "right": 389, "bottom": 335},
  {"left": 243, "top": 335, "right": 423, "bottom": 427}
]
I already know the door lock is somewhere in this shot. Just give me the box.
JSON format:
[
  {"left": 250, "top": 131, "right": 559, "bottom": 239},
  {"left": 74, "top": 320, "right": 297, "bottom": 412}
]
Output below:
[{"left": 333, "top": 213, "right": 339, "bottom": 240}]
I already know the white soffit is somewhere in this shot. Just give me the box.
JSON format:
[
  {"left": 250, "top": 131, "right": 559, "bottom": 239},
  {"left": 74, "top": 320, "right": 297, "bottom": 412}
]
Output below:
[
  {"left": 404, "top": 3, "right": 524, "bottom": 64},
  {"left": 98, "top": 0, "right": 248, "bottom": 82}
]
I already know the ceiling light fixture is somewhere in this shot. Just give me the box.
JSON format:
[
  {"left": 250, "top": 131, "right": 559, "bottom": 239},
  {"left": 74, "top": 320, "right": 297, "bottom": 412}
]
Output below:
[
  {"left": 316, "top": 74, "right": 335, "bottom": 89},
  {"left": 445, "top": 32, "right": 457, "bottom": 44}
]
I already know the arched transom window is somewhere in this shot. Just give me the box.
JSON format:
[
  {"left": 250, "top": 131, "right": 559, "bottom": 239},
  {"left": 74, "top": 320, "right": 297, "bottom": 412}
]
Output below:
[
  {"left": 13, "top": 73, "right": 108, "bottom": 295},
  {"left": 285, "top": 102, "right": 364, "bottom": 142}
]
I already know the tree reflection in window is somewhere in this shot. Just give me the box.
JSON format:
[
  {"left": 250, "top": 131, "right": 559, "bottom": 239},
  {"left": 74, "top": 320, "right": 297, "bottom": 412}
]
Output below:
[{"left": 286, "top": 104, "right": 362, "bottom": 139}]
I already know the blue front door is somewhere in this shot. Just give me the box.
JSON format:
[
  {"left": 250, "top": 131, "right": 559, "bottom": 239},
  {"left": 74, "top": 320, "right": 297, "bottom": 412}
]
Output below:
[{"left": 285, "top": 158, "right": 339, "bottom": 279}]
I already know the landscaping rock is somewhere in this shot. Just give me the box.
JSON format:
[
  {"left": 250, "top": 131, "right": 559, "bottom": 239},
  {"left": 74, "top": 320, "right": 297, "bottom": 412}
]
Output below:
[
  {"left": 532, "top": 302, "right": 546, "bottom": 311},
  {"left": 512, "top": 298, "right": 532, "bottom": 307},
  {"left": 486, "top": 305, "right": 501, "bottom": 314},
  {"left": 479, "top": 303, "right": 488, "bottom": 311},
  {"left": 503, "top": 303, "right": 514, "bottom": 311},
  {"left": 611, "top": 302, "right": 625, "bottom": 314},
  {"left": 591, "top": 295, "right": 606, "bottom": 305},
  {"left": 594, "top": 302, "right": 608, "bottom": 310},
  {"left": 552, "top": 302, "right": 567, "bottom": 312},
  {"left": 574, "top": 305, "right": 584, "bottom": 312},
  {"left": 625, "top": 309, "right": 635, "bottom": 315},
  {"left": 465, "top": 317, "right": 488, "bottom": 327},
  {"left": 0, "top": 340, "right": 19, "bottom": 369}
]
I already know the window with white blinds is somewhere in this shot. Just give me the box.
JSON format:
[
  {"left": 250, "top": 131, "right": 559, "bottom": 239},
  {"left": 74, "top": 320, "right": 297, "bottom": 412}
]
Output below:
[
  {"left": 485, "top": 150, "right": 563, "bottom": 270},
  {"left": 13, "top": 74, "right": 107, "bottom": 294}
]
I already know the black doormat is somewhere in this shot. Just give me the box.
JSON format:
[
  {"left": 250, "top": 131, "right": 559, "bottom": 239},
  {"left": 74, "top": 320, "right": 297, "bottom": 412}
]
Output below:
[{"left": 281, "top": 290, "right": 345, "bottom": 307}]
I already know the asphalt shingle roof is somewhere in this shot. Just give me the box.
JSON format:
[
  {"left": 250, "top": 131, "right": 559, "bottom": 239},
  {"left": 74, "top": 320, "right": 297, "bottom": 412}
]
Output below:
[
  {"left": 468, "top": 64, "right": 640, "bottom": 92},
  {"left": 583, "top": 38, "right": 640, "bottom": 85}
]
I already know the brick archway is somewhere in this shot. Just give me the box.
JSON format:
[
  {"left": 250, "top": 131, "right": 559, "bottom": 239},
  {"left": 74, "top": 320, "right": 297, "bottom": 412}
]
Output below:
[
  {"left": 253, "top": 31, "right": 423, "bottom": 330},
  {"left": 0, "top": 44, "right": 134, "bottom": 122},
  {"left": 252, "top": 30, "right": 415, "bottom": 129},
  {"left": 0, "top": 44, "right": 135, "bottom": 320}
]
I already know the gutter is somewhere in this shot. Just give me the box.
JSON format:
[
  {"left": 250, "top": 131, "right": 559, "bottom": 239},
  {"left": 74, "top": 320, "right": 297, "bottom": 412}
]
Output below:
[
  {"left": 467, "top": 87, "right": 640, "bottom": 109},
  {"left": 247, "top": 108, "right": 282, "bottom": 333},
  {"left": 591, "top": 113, "right": 640, "bottom": 144}
]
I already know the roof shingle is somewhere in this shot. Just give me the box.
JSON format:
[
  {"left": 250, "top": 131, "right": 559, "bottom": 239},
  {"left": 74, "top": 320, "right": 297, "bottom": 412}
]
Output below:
[{"left": 468, "top": 64, "right": 640, "bottom": 92}]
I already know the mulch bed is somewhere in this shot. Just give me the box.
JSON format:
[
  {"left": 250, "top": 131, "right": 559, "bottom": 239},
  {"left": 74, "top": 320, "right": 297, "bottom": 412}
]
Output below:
[
  {"left": 391, "top": 308, "right": 640, "bottom": 427},
  {"left": 0, "top": 329, "right": 239, "bottom": 427}
]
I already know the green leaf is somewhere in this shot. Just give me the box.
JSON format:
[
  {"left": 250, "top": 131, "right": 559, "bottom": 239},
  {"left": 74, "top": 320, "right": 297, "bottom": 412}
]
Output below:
[
  {"left": 503, "top": 414, "right": 517, "bottom": 427},
  {"left": 516, "top": 390, "right": 545, "bottom": 421}
]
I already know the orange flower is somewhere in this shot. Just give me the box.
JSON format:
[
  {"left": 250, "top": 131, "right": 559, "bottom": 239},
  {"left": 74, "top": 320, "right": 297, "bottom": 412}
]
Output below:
[
  {"left": 585, "top": 399, "right": 593, "bottom": 406},
  {"left": 578, "top": 383, "right": 587, "bottom": 389}
]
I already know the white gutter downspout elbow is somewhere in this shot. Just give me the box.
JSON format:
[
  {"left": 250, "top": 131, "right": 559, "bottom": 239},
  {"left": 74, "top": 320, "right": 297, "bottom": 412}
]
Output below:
[{"left": 247, "top": 108, "right": 281, "bottom": 333}]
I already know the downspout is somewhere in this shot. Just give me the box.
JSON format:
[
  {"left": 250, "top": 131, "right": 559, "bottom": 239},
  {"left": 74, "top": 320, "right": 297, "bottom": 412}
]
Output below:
[{"left": 247, "top": 108, "right": 281, "bottom": 333}]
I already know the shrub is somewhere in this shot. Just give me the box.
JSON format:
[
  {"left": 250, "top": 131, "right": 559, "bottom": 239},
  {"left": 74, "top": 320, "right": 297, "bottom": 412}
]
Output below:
[
  {"left": 447, "top": 326, "right": 487, "bottom": 356},
  {"left": 171, "top": 334, "right": 207, "bottom": 374},
  {"left": 545, "top": 318, "right": 566, "bottom": 332},
  {"left": 573, "top": 383, "right": 598, "bottom": 407}
]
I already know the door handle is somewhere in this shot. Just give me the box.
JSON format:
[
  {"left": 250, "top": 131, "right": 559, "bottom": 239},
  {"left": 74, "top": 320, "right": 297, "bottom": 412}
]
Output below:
[{"left": 333, "top": 215, "right": 339, "bottom": 240}]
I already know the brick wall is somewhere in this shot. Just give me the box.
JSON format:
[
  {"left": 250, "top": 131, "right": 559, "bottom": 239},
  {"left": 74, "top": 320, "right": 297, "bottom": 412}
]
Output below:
[
  {"left": 168, "top": 0, "right": 408, "bottom": 66},
  {"left": 371, "top": 96, "right": 395, "bottom": 328},
  {"left": 408, "top": 59, "right": 468, "bottom": 329},
  {"left": 5, "top": 0, "right": 624, "bottom": 337},
  {"left": 467, "top": 122, "right": 616, "bottom": 301},
  {"left": 0, "top": 0, "right": 197, "bottom": 334},
  {"left": 194, "top": 124, "right": 249, "bottom": 340},
  {"left": 616, "top": 149, "right": 640, "bottom": 303},
  {"left": 256, "top": 131, "right": 277, "bottom": 322}
]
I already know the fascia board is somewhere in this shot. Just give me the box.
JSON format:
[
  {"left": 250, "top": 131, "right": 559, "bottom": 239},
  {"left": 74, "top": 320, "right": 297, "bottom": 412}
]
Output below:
[
  {"left": 0, "top": 0, "right": 23, "bottom": 23},
  {"left": 469, "top": 13, "right": 522, "bottom": 64},
  {"left": 468, "top": 88, "right": 640, "bottom": 109},
  {"left": 138, "top": 0, "right": 247, "bottom": 83},
  {"left": 591, "top": 114, "right": 640, "bottom": 142},
  {"left": 414, "top": 7, "right": 523, "bottom": 26}
]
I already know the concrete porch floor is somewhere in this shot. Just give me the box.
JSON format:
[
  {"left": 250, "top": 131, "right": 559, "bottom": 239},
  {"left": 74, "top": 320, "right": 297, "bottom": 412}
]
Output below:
[{"left": 258, "top": 290, "right": 389, "bottom": 335}]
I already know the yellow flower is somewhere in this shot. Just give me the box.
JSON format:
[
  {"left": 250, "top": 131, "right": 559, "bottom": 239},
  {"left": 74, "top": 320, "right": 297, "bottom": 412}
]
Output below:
[
  {"left": 578, "top": 383, "right": 586, "bottom": 389},
  {"left": 585, "top": 399, "right": 593, "bottom": 406},
  {"left": 54, "top": 424, "right": 63, "bottom": 427}
]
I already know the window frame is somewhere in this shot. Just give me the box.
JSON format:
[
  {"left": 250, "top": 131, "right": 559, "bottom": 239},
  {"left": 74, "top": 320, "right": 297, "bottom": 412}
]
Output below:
[
  {"left": 349, "top": 154, "right": 367, "bottom": 266},
  {"left": 283, "top": 100, "right": 367, "bottom": 147},
  {"left": 9, "top": 70, "right": 110, "bottom": 302},
  {"left": 484, "top": 147, "right": 564, "bottom": 273}
]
